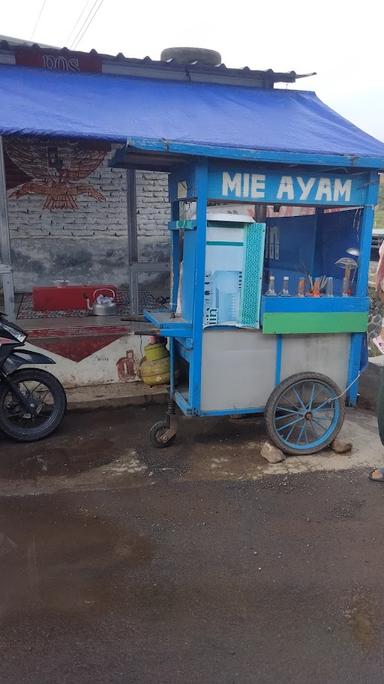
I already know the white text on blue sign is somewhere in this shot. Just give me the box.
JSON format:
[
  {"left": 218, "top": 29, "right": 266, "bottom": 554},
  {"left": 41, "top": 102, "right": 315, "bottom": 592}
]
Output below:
[{"left": 220, "top": 172, "right": 360, "bottom": 205}]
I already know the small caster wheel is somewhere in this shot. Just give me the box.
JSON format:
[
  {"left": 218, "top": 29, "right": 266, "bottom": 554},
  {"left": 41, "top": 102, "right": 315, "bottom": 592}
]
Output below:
[{"left": 149, "top": 420, "right": 176, "bottom": 448}]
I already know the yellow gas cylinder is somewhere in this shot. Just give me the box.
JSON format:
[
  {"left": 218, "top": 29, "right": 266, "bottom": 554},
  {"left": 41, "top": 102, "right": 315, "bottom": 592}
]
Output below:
[{"left": 139, "top": 342, "right": 170, "bottom": 386}]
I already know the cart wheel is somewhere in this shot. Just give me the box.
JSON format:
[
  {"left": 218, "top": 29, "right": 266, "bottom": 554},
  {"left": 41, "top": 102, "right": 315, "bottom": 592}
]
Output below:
[
  {"left": 265, "top": 372, "right": 345, "bottom": 455},
  {"left": 149, "top": 420, "right": 176, "bottom": 448}
]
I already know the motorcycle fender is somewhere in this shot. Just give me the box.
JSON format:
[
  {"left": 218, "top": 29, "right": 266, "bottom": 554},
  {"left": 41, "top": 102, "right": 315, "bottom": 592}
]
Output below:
[{"left": 3, "top": 350, "right": 56, "bottom": 374}]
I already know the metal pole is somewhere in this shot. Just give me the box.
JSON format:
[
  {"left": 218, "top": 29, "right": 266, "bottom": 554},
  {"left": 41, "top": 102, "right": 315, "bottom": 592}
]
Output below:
[
  {"left": 0, "top": 137, "right": 11, "bottom": 262},
  {"left": 0, "top": 135, "right": 11, "bottom": 266},
  {"left": 126, "top": 169, "right": 139, "bottom": 314},
  {"left": 254, "top": 204, "right": 267, "bottom": 223},
  {"left": 0, "top": 136, "right": 15, "bottom": 320}
]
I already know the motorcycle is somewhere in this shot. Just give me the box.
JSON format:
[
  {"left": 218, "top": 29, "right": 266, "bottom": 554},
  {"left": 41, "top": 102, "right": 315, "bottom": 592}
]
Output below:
[{"left": 0, "top": 312, "right": 67, "bottom": 441}]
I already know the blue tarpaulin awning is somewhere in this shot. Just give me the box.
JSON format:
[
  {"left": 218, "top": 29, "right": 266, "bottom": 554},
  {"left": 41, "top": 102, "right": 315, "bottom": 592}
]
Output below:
[{"left": 1, "top": 65, "right": 384, "bottom": 168}]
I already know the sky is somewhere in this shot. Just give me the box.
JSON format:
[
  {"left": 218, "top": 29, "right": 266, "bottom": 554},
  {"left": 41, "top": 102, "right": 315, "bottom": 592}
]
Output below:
[{"left": 1, "top": 0, "right": 383, "bottom": 140}]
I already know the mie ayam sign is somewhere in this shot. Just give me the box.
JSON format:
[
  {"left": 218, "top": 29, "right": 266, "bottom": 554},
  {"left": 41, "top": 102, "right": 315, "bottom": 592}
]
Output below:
[{"left": 207, "top": 168, "right": 367, "bottom": 206}]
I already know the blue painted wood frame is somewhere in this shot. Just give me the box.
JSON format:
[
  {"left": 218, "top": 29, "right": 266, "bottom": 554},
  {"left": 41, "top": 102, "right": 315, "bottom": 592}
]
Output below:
[
  {"left": 127, "top": 137, "right": 384, "bottom": 171},
  {"left": 180, "top": 229, "right": 197, "bottom": 322},
  {"left": 189, "top": 160, "right": 208, "bottom": 413},
  {"left": 143, "top": 309, "right": 192, "bottom": 337},
  {"left": 207, "top": 163, "right": 369, "bottom": 207},
  {"left": 174, "top": 390, "right": 193, "bottom": 415},
  {"left": 347, "top": 170, "right": 380, "bottom": 405},
  {"left": 175, "top": 339, "right": 192, "bottom": 363},
  {"left": 168, "top": 157, "right": 371, "bottom": 206},
  {"left": 261, "top": 296, "right": 370, "bottom": 314},
  {"left": 168, "top": 162, "right": 197, "bottom": 201},
  {"left": 199, "top": 407, "right": 265, "bottom": 416},
  {"left": 170, "top": 200, "right": 180, "bottom": 312},
  {"left": 169, "top": 220, "right": 196, "bottom": 231},
  {"left": 169, "top": 336, "right": 175, "bottom": 397},
  {"left": 275, "top": 335, "right": 283, "bottom": 386}
]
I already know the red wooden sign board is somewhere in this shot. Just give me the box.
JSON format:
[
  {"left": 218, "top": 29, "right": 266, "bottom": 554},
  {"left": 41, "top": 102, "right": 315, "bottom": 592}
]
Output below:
[{"left": 15, "top": 47, "right": 102, "bottom": 73}]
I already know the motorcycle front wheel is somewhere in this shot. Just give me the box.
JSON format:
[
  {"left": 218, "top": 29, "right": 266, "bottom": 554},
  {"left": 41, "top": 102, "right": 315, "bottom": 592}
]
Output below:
[{"left": 0, "top": 368, "right": 67, "bottom": 442}]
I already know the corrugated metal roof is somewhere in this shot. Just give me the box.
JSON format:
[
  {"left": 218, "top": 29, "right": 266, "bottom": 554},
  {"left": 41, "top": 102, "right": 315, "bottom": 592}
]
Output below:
[
  {"left": 0, "top": 38, "right": 315, "bottom": 87},
  {"left": 0, "top": 35, "right": 56, "bottom": 48}
]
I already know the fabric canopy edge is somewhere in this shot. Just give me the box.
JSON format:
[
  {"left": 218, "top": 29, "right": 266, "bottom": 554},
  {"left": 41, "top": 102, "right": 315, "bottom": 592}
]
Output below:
[
  {"left": 0, "top": 129, "right": 383, "bottom": 171},
  {"left": 124, "top": 136, "right": 384, "bottom": 171}
]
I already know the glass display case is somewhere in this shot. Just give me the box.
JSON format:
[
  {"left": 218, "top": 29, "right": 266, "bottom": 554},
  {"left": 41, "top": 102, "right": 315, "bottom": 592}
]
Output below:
[{"left": 261, "top": 207, "right": 368, "bottom": 334}]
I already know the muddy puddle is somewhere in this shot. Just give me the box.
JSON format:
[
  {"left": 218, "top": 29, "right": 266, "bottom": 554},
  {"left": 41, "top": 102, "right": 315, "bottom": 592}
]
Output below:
[
  {"left": 0, "top": 497, "right": 153, "bottom": 625},
  {"left": 345, "top": 590, "right": 379, "bottom": 653},
  {"left": 0, "top": 406, "right": 266, "bottom": 484},
  {"left": 0, "top": 407, "right": 153, "bottom": 479}
]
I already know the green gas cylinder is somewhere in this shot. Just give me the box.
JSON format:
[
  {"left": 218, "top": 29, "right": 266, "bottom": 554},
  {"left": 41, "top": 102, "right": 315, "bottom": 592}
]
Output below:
[{"left": 139, "top": 342, "right": 170, "bottom": 386}]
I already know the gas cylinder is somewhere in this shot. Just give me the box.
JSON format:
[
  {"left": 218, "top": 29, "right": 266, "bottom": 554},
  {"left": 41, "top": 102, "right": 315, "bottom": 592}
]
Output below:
[{"left": 139, "top": 342, "right": 170, "bottom": 386}]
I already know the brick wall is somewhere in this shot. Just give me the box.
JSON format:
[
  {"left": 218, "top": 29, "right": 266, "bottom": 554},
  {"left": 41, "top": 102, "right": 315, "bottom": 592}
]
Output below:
[
  {"left": 7, "top": 142, "right": 128, "bottom": 241},
  {"left": 4, "top": 138, "right": 171, "bottom": 292},
  {"left": 136, "top": 170, "right": 170, "bottom": 264}
]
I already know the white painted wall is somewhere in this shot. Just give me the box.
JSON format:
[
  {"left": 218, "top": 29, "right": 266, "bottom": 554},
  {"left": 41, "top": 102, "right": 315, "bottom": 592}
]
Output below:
[{"left": 25, "top": 333, "right": 151, "bottom": 388}]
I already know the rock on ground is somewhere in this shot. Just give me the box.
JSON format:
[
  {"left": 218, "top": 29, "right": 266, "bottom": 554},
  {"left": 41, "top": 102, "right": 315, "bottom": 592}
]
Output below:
[
  {"left": 260, "top": 441, "right": 286, "bottom": 463},
  {"left": 331, "top": 438, "right": 353, "bottom": 454}
]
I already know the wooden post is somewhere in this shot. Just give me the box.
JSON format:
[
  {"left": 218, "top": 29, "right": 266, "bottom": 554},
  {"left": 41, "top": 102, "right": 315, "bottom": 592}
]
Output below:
[
  {"left": 0, "top": 136, "right": 15, "bottom": 320},
  {"left": 126, "top": 169, "right": 139, "bottom": 314}
]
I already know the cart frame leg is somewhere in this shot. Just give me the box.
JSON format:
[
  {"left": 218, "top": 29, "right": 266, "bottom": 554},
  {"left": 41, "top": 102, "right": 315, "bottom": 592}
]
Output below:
[
  {"left": 149, "top": 337, "right": 178, "bottom": 447},
  {"left": 163, "top": 337, "right": 178, "bottom": 438}
]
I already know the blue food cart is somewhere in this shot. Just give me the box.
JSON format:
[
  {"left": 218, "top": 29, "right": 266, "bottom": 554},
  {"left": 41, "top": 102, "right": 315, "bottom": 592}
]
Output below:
[
  {"left": 143, "top": 160, "right": 379, "bottom": 454},
  {"left": 134, "top": 96, "right": 384, "bottom": 453}
]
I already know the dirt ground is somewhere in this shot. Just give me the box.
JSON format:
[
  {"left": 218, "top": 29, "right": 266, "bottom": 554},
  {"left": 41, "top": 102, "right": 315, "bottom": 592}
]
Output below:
[
  {"left": 0, "top": 404, "right": 383, "bottom": 496},
  {"left": 1, "top": 406, "right": 384, "bottom": 683}
]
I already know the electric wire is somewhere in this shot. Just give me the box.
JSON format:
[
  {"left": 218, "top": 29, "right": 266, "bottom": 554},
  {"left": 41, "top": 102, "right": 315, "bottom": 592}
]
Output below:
[
  {"left": 69, "top": 0, "right": 100, "bottom": 49},
  {"left": 73, "top": 0, "right": 105, "bottom": 48},
  {"left": 70, "top": 0, "right": 105, "bottom": 50},
  {"left": 65, "top": 0, "right": 94, "bottom": 48},
  {"left": 31, "top": 0, "right": 48, "bottom": 40}
]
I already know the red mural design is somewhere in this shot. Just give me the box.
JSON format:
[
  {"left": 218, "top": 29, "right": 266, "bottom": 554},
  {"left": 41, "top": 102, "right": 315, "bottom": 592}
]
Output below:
[
  {"left": 4, "top": 138, "right": 110, "bottom": 210},
  {"left": 31, "top": 333, "right": 125, "bottom": 362},
  {"left": 28, "top": 325, "right": 130, "bottom": 363},
  {"left": 116, "top": 351, "right": 136, "bottom": 381}
]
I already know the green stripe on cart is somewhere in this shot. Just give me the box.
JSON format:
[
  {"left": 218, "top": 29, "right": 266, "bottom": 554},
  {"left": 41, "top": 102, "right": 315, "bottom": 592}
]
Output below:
[
  {"left": 262, "top": 311, "right": 368, "bottom": 334},
  {"left": 206, "top": 241, "right": 244, "bottom": 247}
]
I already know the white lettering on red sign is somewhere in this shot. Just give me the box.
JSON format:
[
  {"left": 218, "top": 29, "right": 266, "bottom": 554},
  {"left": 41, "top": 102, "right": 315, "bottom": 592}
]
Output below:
[{"left": 42, "top": 55, "right": 80, "bottom": 72}]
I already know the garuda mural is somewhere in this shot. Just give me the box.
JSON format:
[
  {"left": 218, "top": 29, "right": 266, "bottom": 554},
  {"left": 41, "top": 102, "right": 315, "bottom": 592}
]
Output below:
[{"left": 4, "top": 138, "right": 110, "bottom": 210}]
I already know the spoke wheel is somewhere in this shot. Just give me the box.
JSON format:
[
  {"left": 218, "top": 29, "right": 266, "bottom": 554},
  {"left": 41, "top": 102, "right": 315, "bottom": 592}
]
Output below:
[
  {"left": 0, "top": 369, "right": 67, "bottom": 442},
  {"left": 265, "top": 372, "right": 345, "bottom": 455}
]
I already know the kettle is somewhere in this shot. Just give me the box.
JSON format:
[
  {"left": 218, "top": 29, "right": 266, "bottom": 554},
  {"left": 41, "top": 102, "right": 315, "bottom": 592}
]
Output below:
[{"left": 86, "top": 288, "right": 117, "bottom": 316}]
